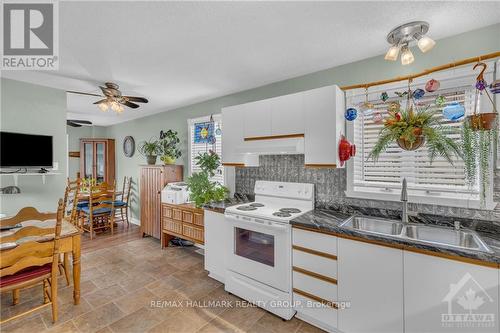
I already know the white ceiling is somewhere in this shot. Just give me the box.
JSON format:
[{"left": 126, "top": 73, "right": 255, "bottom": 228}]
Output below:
[{"left": 2, "top": 1, "right": 500, "bottom": 126}]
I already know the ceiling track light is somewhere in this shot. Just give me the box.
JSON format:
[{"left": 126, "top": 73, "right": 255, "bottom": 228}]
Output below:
[{"left": 384, "top": 21, "right": 435, "bottom": 65}]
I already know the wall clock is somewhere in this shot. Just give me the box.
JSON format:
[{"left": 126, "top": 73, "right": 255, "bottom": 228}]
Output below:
[{"left": 123, "top": 136, "right": 135, "bottom": 157}]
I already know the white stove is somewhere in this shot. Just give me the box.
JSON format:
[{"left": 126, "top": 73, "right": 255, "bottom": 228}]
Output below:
[{"left": 224, "top": 181, "right": 314, "bottom": 320}]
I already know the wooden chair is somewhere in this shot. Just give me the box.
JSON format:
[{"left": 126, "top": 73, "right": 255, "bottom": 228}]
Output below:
[
  {"left": 60, "top": 178, "right": 81, "bottom": 286},
  {"left": 81, "top": 186, "right": 116, "bottom": 240},
  {"left": 0, "top": 208, "right": 56, "bottom": 228},
  {"left": 113, "top": 176, "right": 131, "bottom": 227},
  {"left": 0, "top": 199, "right": 64, "bottom": 324}
]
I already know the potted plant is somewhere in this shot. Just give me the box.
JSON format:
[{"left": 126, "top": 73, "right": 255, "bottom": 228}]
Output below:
[
  {"left": 186, "top": 150, "right": 229, "bottom": 208},
  {"left": 159, "top": 130, "right": 181, "bottom": 165},
  {"left": 369, "top": 103, "right": 462, "bottom": 164},
  {"left": 139, "top": 138, "right": 161, "bottom": 165}
]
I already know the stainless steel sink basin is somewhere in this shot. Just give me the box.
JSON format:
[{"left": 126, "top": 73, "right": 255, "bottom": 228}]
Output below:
[
  {"left": 340, "top": 216, "right": 492, "bottom": 253},
  {"left": 404, "top": 225, "right": 491, "bottom": 253},
  {"left": 341, "top": 216, "right": 404, "bottom": 236}
]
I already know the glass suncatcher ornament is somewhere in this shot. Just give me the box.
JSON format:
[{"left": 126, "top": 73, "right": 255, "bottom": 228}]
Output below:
[
  {"left": 194, "top": 121, "right": 214, "bottom": 144},
  {"left": 442, "top": 102, "right": 465, "bottom": 121},
  {"left": 359, "top": 88, "right": 374, "bottom": 115},
  {"left": 345, "top": 108, "right": 357, "bottom": 121}
]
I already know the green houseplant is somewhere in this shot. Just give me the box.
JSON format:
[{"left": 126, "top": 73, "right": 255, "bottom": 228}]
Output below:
[
  {"left": 159, "top": 130, "right": 181, "bottom": 164},
  {"left": 186, "top": 150, "right": 228, "bottom": 208},
  {"left": 369, "top": 103, "right": 462, "bottom": 165},
  {"left": 139, "top": 138, "right": 161, "bottom": 165}
]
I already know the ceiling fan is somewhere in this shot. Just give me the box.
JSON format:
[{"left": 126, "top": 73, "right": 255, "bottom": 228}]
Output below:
[
  {"left": 67, "top": 119, "right": 93, "bottom": 127},
  {"left": 67, "top": 82, "right": 148, "bottom": 113}
]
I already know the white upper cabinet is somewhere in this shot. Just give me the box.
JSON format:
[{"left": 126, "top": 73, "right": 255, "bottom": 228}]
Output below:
[
  {"left": 303, "top": 85, "right": 345, "bottom": 167},
  {"left": 221, "top": 104, "right": 245, "bottom": 164},
  {"left": 243, "top": 99, "right": 272, "bottom": 138},
  {"left": 270, "top": 92, "right": 305, "bottom": 136},
  {"left": 221, "top": 85, "right": 345, "bottom": 167},
  {"left": 404, "top": 251, "right": 499, "bottom": 333},
  {"left": 338, "top": 238, "right": 404, "bottom": 333}
]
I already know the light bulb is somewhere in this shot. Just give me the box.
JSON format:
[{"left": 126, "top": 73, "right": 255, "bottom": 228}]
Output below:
[
  {"left": 384, "top": 45, "right": 400, "bottom": 61},
  {"left": 110, "top": 101, "right": 120, "bottom": 112},
  {"left": 98, "top": 102, "right": 108, "bottom": 112},
  {"left": 417, "top": 35, "right": 435, "bottom": 53},
  {"left": 400, "top": 46, "right": 414, "bottom": 65}
]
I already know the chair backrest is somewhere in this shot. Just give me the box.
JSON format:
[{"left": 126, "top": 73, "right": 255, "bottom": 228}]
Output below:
[
  {"left": 63, "top": 178, "right": 81, "bottom": 224},
  {"left": 0, "top": 207, "right": 56, "bottom": 228},
  {"left": 0, "top": 199, "right": 64, "bottom": 278},
  {"left": 121, "top": 177, "right": 132, "bottom": 203},
  {"left": 88, "top": 185, "right": 116, "bottom": 220}
]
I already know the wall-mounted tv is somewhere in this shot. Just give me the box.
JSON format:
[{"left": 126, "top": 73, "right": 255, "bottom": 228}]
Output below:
[{"left": 0, "top": 132, "right": 53, "bottom": 168}]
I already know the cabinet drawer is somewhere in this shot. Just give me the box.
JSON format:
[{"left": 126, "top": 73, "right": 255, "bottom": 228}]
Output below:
[
  {"left": 162, "top": 206, "right": 172, "bottom": 219},
  {"left": 293, "top": 228, "right": 337, "bottom": 256},
  {"left": 172, "top": 209, "right": 182, "bottom": 221},
  {"left": 294, "top": 293, "right": 338, "bottom": 330},
  {"left": 182, "top": 211, "right": 193, "bottom": 223},
  {"left": 163, "top": 218, "right": 182, "bottom": 234},
  {"left": 293, "top": 249, "right": 337, "bottom": 279},
  {"left": 193, "top": 213, "right": 204, "bottom": 226},
  {"left": 293, "top": 271, "right": 337, "bottom": 303},
  {"left": 183, "top": 224, "right": 204, "bottom": 243}
]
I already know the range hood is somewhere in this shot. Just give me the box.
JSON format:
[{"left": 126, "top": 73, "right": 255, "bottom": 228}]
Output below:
[{"left": 235, "top": 136, "right": 305, "bottom": 166}]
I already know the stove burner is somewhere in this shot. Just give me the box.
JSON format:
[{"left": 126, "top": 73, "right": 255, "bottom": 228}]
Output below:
[
  {"left": 273, "top": 212, "right": 292, "bottom": 218},
  {"left": 279, "top": 208, "right": 302, "bottom": 214},
  {"left": 236, "top": 205, "right": 257, "bottom": 211},
  {"left": 249, "top": 203, "right": 265, "bottom": 207}
]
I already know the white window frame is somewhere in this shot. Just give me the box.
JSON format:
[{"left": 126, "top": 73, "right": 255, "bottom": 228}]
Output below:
[
  {"left": 345, "top": 61, "right": 497, "bottom": 210},
  {"left": 187, "top": 114, "right": 224, "bottom": 184}
]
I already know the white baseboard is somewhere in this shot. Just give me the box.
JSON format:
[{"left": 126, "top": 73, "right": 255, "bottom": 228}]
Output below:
[{"left": 130, "top": 218, "right": 140, "bottom": 226}]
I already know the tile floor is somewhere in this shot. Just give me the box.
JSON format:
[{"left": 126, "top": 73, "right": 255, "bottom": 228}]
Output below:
[{"left": 1, "top": 237, "right": 324, "bottom": 333}]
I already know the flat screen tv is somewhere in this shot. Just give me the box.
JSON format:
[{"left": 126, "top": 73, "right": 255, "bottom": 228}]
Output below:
[{"left": 0, "top": 131, "right": 53, "bottom": 168}]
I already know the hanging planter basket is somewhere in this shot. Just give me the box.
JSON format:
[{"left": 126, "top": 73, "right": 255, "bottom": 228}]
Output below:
[
  {"left": 397, "top": 136, "right": 425, "bottom": 151},
  {"left": 467, "top": 113, "right": 498, "bottom": 131}
]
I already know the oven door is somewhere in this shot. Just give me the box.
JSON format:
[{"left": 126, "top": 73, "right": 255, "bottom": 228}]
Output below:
[{"left": 226, "top": 214, "right": 291, "bottom": 292}]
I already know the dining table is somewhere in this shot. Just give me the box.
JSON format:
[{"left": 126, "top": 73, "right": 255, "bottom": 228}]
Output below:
[{"left": 0, "top": 219, "right": 82, "bottom": 305}]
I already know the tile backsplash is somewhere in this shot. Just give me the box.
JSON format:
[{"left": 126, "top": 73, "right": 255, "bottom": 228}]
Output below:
[{"left": 235, "top": 154, "right": 500, "bottom": 222}]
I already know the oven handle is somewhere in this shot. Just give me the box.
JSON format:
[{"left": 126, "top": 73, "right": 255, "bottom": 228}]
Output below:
[{"left": 225, "top": 214, "right": 288, "bottom": 231}]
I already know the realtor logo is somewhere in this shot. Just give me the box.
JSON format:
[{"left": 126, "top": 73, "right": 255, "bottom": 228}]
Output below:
[
  {"left": 441, "top": 273, "right": 496, "bottom": 329},
  {"left": 1, "top": 1, "right": 59, "bottom": 69}
]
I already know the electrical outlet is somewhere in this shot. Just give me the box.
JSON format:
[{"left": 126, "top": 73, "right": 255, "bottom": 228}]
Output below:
[{"left": 52, "top": 162, "right": 59, "bottom": 171}]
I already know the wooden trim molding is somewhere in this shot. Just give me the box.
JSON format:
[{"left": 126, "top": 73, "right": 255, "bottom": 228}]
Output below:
[
  {"left": 293, "top": 266, "right": 337, "bottom": 285},
  {"left": 293, "top": 288, "right": 338, "bottom": 309},
  {"left": 244, "top": 133, "right": 304, "bottom": 141},
  {"left": 304, "top": 164, "right": 336, "bottom": 169},
  {"left": 292, "top": 245, "right": 337, "bottom": 260},
  {"left": 222, "top": 163, "right": 245, "bottom": 167},
  {"left": 292, "top": 225, "right": 499, "bottom": 268}
]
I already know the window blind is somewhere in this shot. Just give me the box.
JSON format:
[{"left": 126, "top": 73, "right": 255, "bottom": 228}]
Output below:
[
  {"left": 352, "top": 84, "right": 478, "bottom": 197},
  {"left": 189, "top": 117, "right": 224, "bottom": 185}
]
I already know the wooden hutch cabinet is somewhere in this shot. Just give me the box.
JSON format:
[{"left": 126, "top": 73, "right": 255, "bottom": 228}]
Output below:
[
  {"left": 161, "top": 203, "right": 204, "bottom": 248},
  {"left": 80, "top": 139, "right": 115, "bottom": 183},
  {"left": 140, "top": 165, "right": 183, "bottom": 239}
]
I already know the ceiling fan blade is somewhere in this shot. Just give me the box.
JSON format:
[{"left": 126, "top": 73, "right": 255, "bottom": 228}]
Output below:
[
  {"left": 121, "top": 101, "right": 140, "bottom": 109},
  {"left": 66, "top": 120, "right": 82, "bottom": 127},
  {"left": 93, "top": 99, "right": 109, "bottom": 105},
  {"left": 70, "top": 120, "right": 93, "bottom": 125},
  {"left": 66, "top": 90, "right": 102, "bottom": 97},
  {"left": 123, "top": 96, "right": 148, "bottom": 103}
]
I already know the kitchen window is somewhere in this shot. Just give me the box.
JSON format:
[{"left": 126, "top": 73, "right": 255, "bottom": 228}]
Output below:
[
  {"left": 188, "top": 115, "right": 224, "bottom": 185},
  {"left": 346, "top": 62, "right": 497, "bottom": 210}
]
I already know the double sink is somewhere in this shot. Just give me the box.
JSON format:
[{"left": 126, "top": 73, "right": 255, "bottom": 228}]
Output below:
[{"left": 340, "top": 216, "right": 492, "bottom": 253}]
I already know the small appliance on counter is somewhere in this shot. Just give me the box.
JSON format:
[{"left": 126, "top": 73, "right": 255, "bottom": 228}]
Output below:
[{"left": 161, "top": 182, "right": 190, "bottom": 204}]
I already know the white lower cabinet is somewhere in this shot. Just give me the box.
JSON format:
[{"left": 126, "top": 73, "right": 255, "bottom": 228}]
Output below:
[
  {"left": 404, "top": 251, "right": 499, "bottom": 333},
  {"left": 337, "top": 238, "right": 404, "bottom": 333},
  {"left": 203, "top": 210, "right": 227, "bottom": 283}
]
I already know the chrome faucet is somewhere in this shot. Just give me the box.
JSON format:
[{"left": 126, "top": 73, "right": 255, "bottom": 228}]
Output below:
[{"left": 401, "top": 178, "right": 408, "bottom": 224}]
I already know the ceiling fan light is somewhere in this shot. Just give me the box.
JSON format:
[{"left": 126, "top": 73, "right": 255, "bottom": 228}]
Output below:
[
  {"left": 98, "top": 102, "right": 109, "bottom": 112},
  {"left": 384, "top": 45, "right": 400, "bottom": 61},
  {"left": 110, "top": 101, "right": 121, "bottom": 112},
  {"left": 417, "top": 35, "right": 435, "bottom": 53},
  {"left": 401, "top": 46, "right": 414, "bottom": 65}
]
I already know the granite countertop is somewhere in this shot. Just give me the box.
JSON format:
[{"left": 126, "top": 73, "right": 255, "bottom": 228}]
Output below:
[
  {"left": 291, "top": 209, "right": 500, "bottom": 265},
  {"left": 203, "top": 193, "right": 255, "bottom": 213}
]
